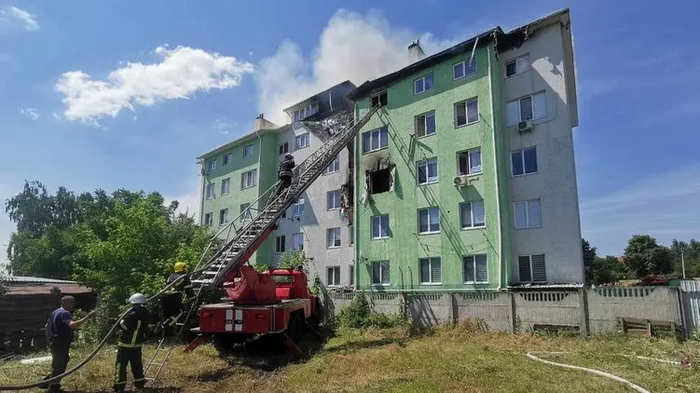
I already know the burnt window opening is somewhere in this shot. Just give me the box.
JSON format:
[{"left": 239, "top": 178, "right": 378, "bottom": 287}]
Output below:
[
  {"left": 369, "top": 168, "right": 392, "bottom": 194},
  {"left": 371, "top": 91, "right": 388, "bottom": 107}
]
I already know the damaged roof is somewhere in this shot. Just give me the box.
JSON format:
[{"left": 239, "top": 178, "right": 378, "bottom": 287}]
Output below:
[
  {"left": 348, "top": 8, "right": 571, "bottom": 101},
  {"left": 283, "top": 80, "right": 355, "bottom": 113}
]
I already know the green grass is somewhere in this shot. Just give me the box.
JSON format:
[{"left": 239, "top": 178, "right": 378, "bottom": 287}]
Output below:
[{"left": 1, "top": 325, "right": 698, "bottom": 392}]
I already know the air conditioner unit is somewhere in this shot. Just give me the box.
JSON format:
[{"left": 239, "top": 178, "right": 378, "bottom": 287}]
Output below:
[
  {"left": 453, "top": 175, "right": 469, "bottom": 188},
  {"left": 518, "top": 120, "right": 534, "bottom": 133}
]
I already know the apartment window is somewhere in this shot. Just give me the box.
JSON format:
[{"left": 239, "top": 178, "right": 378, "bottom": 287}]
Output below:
[
  {"left": 327, "top": 266, "right": 341, "bottom": 286},
  {"left": 241, "top": 169, "right": 257, "bottom": 189},
  {"left": 506, "top": 54, "right": 530, "bottom": 77},
  {"left": 291, "top": 197, "right": 305, "bottom": 217},
  {"left": 420, "top": 257, "right": 441, "bottom": 284},
  {"left": 506, "top": 92, "right": 546, "bottom": 126},
  {"left": 460, "top": 200, "right": 485, "bottom": 229},
  {"left": 349, "top": 265, "right": 355, "bottom": 286},
  {"left": 293, "top": 162, "right": 307, "bottom": 177},
  {"left": 206, "top": 183, "right": 215, "bottom": 200},
  {"left": 208, "top": 160, "right": 216, "bottom": 171},
  {"left": 327, "top": 190, "right": 341, "bottom": 210},
  {"left": 458, "top": 148, "right": 482, "bottom": 176},
  {"left": 511, "top": 146, "right": 538, "bottom": 176},
  {"left": 223, "top": 153, "right": 231, "bottom": 166},
  {"left": 414, "top": 73, "right": 434, "bottom": 94},
  {"left": 362, "top": 126, "right": 388, "bottom": 154},
  {"left": 291, "top": 232, "right": 304, "bottom": 251},
  {"left": 295, "top": 133, "right": 310, "bottom": 149},
  {"left": 293, "top": 103, "right": 319, "bottom": 122},
  {"left": 453, "top": 59, "right": 477, "bottom": 80},
  {"left": 275, "top": 236, "right": 286, "bottom": 253},
  {"left": 204, "top": 212, "right": 213, "bottom": 227},
  {"left": 221, "top": 178, "right": 231, "bottom": 195},
  {"left": 240, "top": 203, "right": 252, "bottom": 221},
  {"left": 519, "top": 254, "right": 546, "bottom": 283},
  {"left": 417, "top": 158, "right": 438, "bottom": 185},
  {"left": 463, "top": 255, "right": 488, "bottom": 283},
  {"left": 327, "top": 227, "right": 341, "bottom": 248},
  {"left": 455, "top": 97, "right": 479, "bottom": 127},
  {"left": 219, "top": 208, "right": 229, "bottom": 226},
  {"left": 243, "top": 144, "right": 254, "bottom": 158},
  {"left": 371, "top": 91, "right": 388, "bottom": 107},
  {"left": 371, "top": 261, "right": 390, "bottom": 285},
  {"left": 325, "top": 155, "right": 340, "bottom": 174},
  {"left": 514, "top": 199, "right": 542, "bottom": 229},
  {"left": 279, "top": 142, "right": 289, "bottom": 155},
  {"left": 415, "top": 111, "right": 436, "bottom": 137},
  {"left": 418, "top": 207, "right": 440, "bottom": 234},
  {"left": 371, "top": 214, "right": 390, "bottom": 239}
]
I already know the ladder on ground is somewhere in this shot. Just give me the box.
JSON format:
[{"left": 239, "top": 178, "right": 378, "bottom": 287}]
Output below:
[
  {"left": 191, "top": 105, "right": 379, "bottom": 288},
  {"left": 143, "top": 332, "right": 178, "bottom": 386}
]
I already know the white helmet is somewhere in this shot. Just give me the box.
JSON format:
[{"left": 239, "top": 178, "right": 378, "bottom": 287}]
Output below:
[{"left": 128, "top": 293, "right": 147, "bottom": 305}]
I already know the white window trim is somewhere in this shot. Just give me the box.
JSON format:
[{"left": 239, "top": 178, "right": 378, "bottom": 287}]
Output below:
[
  {"left": 327, "top": 266, "right": 341, "bottom": 287},
  {"left": 295, "top": 133, "right": 310, "bottom": 149},
  {"left": 417, "top": 207, "right": 440, "bottom": 235},
  {"left": 243, "top": 144, "right": 254, "bottom": 158},
  {"left": 275, "top": 236, "right": 286, "bottom": 254},
  {"left": 416, "top": 158, "right": 439, "bottom": 186},
  {"left": 219, "top": 209, "right": 229, "bottom": 226},
  {"left": 506, "top": 54, "right": 530, "bottom": 78},
  {"left": 327, "top": 190, "right": 341, "bottom": 210},
  {"left": 204, "top": 213, "right": 213, "bottom": 226},
  {"left": 460, "top": 200, "right": 486, "bottom": 230},
  {"left": 455, "top": 97, "right": 479, "bottom": 128},
  {"left": 371, "top": 260, "right": 391, "bottom": 286},
  {"left": 419, "top": 257, "right": 442, "bottom": 285},
  {"left": 291, "top": 198, "right": 305, "bottom": 218},
  {"left": 453, "top": 59, "right": 477, "bottom": 81},
  {"left": 241, "top": 169, "right": 257, "bottom": 189},
  {"left": 414, "top": 73, "right": 433, "bottom": 95},
  {"left": 514, "top": 199, "right": 542, "bottom": 229},
  {"left": 240, "top": 203, "right": 252, "bottom": 222},
  {"left": 414, "top": 110, "right": 436, "bottom": 138},
  {"left": 291, "top": 232, "right": 304, "bottom": 251},
  {"left": 208, "top": 161, "right": 217, "bottom": 171},
  {"left": 223, "top": 153, "right": 232, "bottom": 166},
  {"left": 463, "top": 254, "right": 488, "bottom": 284},
  {"left": 324, "top": 155, "right": 340, "bottom": 175},
  {"left": 371, "top": 214, "right": 390, "bottom": 240},
  {"left": 327, "top": 227, "right": 341, "bottom": 249},
  {"left": 221, "top": 178, "right": 231, "bottom": 195},
  {"left": 506, "top": 91, "right": 547, "bottom": 126},
  {"left": 510, "top": 146, "right": 538, "bottom": 177},
  {"left": 362, "top": 127, "right": 388, "bottom": 154},
  {"left": 457, "top": 148, "right": 483, "bottom": 177},
  {"left": 206, "top": 183, "right": 215, "bottom": 200}
]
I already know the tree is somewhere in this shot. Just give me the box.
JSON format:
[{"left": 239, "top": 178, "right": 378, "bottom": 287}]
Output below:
[
  {"left": 670, "top": 239, "right": 700, "bottom": 278},
  {"left": 582, "top": 239, "right": 597, "bottom": 283},
  {"left": 582, "top": 239, "right": 628, "bottom": 285},
  {"left": 623, "top": 235, "right": 673, "bottom": 278}
]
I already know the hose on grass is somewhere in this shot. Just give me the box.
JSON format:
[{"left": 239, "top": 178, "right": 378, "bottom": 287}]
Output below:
[{"left": 526, "top": 351, "right": 690, "bottom": 393}]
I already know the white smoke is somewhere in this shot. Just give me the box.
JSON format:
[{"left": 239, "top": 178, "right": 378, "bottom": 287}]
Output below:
[{"left": 255, "top": 9, "right": 478, "bottom": 125}]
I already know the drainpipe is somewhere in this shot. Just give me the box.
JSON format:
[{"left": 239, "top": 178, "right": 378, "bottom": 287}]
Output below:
[
  {"left": 198, "top": 159, "right": 206, "bottom": 225},
  {"left": 487, "top": 44, "right": 504, "bottom": 292}
]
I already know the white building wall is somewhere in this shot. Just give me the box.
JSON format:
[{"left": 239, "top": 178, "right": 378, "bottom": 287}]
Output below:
[
  {"left": 271, "top": 124, "right": 355, "bottom": 288},
  {"left": 501, "top": 22, "right": 584, "bottom": 284}
]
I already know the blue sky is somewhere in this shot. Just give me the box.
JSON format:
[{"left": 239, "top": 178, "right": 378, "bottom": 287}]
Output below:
[{"left": 0, "top": 0, "right": 698, "bottom": 266}]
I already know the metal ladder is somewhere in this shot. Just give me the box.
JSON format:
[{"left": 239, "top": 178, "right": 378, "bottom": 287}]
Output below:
[
  {"left": 143, "top": 329, "right": 180, "bottom": 386},
  {"left": 191, "top": 105, "right": 379, "bottom": 289}
]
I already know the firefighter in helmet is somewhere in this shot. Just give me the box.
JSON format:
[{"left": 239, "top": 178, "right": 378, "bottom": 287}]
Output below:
[
  {"left": 160, "top": 262, "right": 196, "bottom": 339},
  {"left": 276, "top": 153, "right": 295, "bottom": 197},
  {"left": 113, "top": 293, "right": 149, "bottom": 392}
]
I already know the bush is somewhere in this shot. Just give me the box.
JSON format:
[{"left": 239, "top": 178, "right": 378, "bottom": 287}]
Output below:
[{"left": 338, "top": 292, "right": 408, "bottom": 330}]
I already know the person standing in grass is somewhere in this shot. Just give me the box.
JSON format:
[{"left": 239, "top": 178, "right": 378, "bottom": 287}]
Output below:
[
  {"left": 113, "top": 293, "right": 149, "bottom": 393},
  {"left": 40, "top": 295, "right": 96, "bottom": 393}
]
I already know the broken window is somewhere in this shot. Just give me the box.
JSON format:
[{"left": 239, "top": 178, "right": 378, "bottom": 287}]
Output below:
[
  {"left": 371, "top": 91, "right": 388, "bottom": 107},
  {"left": 369, "top": 168, "right": 392, "bottom": 194},
  {"left": 415, "top": 111, "right": 436, "bottom": 137}
]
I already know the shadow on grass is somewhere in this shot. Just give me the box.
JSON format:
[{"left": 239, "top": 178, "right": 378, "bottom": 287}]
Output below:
[
  {"left": 323, "top": 337, "right": 407, "bottom": 354},
  {"left": 70, "top": 388, "right": 183, "bottom": 393}
]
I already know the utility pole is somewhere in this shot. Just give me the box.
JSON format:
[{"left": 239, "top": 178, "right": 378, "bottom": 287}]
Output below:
[{"left": 682, "top": 249, "right": 686, "bottom": 279}]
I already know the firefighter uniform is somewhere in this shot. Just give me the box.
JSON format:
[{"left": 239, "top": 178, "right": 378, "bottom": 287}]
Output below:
[
  {"left": 161, "top": 262, "right": 196, "bottom": 338},
  {"left": 276, "top": 153, "right": 295, "bottom": 197},
  {"left": 114, "top": 294, "right": 149, "bottom": 393}
]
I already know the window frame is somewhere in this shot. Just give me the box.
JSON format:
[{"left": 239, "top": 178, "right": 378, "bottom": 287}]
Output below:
[
  {"left": 275, "top": 235, "right": 286, "bottom": 253},
  {"left": 208, "top": 160, "right": 216, "bottom": 171},
  {"left": 204, "top": 212, "right": 213, "bottom": 227},
  {"left": 457, "top": 148, "right": 482, "bottom": 176},
  {"left": 506, "top": 91, "right": 546, "bottom": 126},
  {"left": 518, "top": 254, "right": 546, "bottom": 283},
  {"left": 206, "top": 183, "right": 215, "bottom": 200},
  {"left": 416, "top": 157, "right": 439, "bottom": 185},
  {"left": 241, "top": 169, "right": 258, "bottom": 189},
  {"left": 291, "top": 197, "right": 305, "bottom": 218},
  {"left": 417, "top": 207, "right": 440, "bottom": 235},
  {"left": 413, "top": 73, "right": 434, "bottom": 95},
  {"left": 223, "top": 153, "right": 231, "bottom": 166},
  {"left": 514, "top": 199, "right": 542, "bottom": 229},
  {"left": 414, "top": 110, "right": 436, "bottom": 138},
  {"left": 279, "top": 142, "right": 289, "bottom": 155},
  {"left": 243, "top": 144, "right": 254, "bottom": 158},
  {"left": 325, "top": 155, "right": 340, "bottom": 174},
  {"left": 463, "top": 254, "right": 488, "bottom": 284},
  {"left": 511, "top": 146, "right": 538, "bottom": 177},
  {"left": 327, "top": 266, "right": 341, "bottom": 287},
  {"left": 240, "top": 203, "right": 252, "bottom": 221},
  {"left": 371, "top": 214, "right": 390, "bottom": 239},
  {"left": 326, "top": 227, "right": 341, "bottom": 249},
  {"left": 453, "top": 59, "right": 477, "bottom": 80},
  {"left": 371, "top": 260, "right": 390, "bottom": 286},
  {"left": 327, "top": 189, "right": 341, "bottom": 210},
  {"left": 505, "top": 54, "right": 530, "bottom": 78},
  {"left": 295, "top": 132, "right": 310, "bottom": 149},
  {"left": 460, "top": 200, "right": 486, "bottom": 230},
  {"left": 454, "top": 97, "right": 479, "bottom": 127},
  {"left": 361, "top": 126, "right": 389, "bottom": 154},
  {"left": 291, "top": 232, "right": 304, "bottom": 251},
  {"left": 219, "top": 208, "right": 229, "bottom": 226},
  {"left": 221, "top": 178, "right": 231, "bottom": 195},
  {"left": 419, "top": 257, "right": 442, "bottom": 285}
]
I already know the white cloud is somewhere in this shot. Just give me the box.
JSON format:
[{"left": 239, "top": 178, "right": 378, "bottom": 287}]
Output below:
[
  {"left": 255, "top": 9, "right": 491, "bottom": 125},
  {"left": 56, "top": 45, "right": 255, "bottom": 125},
  {"left": 0, "top": 6, "right": 39, "bottom": 31},
  {"left": 164, "top": 176, "right": 201, "bottom": 221},
  {"left": 20, "top": 108, "right": 40, "bottom": 120},
  {"left": 580, "top": 163, "right": 700, "bottom": 255}
]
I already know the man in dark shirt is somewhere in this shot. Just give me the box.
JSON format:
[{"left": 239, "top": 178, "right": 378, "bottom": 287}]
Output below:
[
  {"left": 161, "top": 262, "right": 196, "bottom": 339},
  {"left": 275, "top": 153, "right": 296, "bottom": 197},
  {"left": 40, "top": 296, "right": 95, "bottom": 393},
  {"left": 114, "top": 293, "right": 149, "bottom": 393}
]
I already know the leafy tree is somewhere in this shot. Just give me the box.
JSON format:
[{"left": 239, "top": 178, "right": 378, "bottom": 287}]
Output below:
[
  {"left": 582, "top": 239, "right": 597, "bottom": 283},
  {"left": 670, "top": 239, "right": 700, "bottom": 278},
  {"left": 623, "top": 235, "right": 673, "bottom": 278},
  {"left": 278, "top": 250, "right": 307, "bottom": 270},
  {"left": 582, "top": 239, "right": 628, "bottom": 284}
]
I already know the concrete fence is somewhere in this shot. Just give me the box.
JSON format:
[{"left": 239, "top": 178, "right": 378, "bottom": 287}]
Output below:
[{"left": 326, "top": 286, "right": 688, "bottom": 336}]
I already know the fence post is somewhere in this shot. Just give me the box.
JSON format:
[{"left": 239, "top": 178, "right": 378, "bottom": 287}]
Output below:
[
  {"left": 578, "top": 287, "right": 590, "bottom": 336},
  {"left": 509, "top": 292, "right": 517, "bottom": 333}
]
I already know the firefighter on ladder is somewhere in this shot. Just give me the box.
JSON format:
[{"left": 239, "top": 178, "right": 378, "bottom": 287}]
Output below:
[
  {"left": 276, "top": 153, "right": 295, "bottom": 197},
  {"left": 113, "top": 293, "right": 149, "bottom": 393},
  {"left": 161, "top": 262, "right": 196, "bottom": 339}
]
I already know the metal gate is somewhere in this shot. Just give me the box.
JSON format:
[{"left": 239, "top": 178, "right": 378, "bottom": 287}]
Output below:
[{"left": 680, "top": 281, "right": 700, "bottom": 337}]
